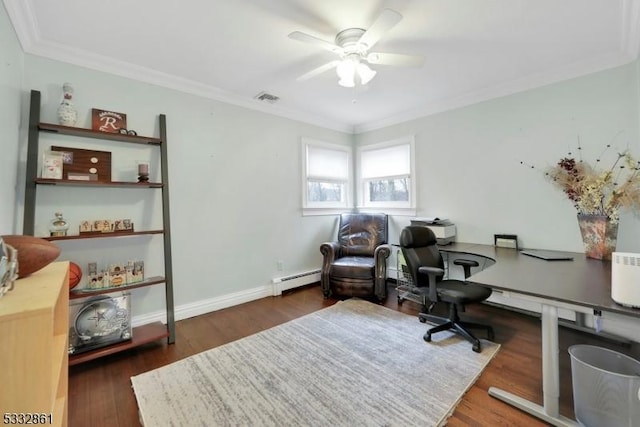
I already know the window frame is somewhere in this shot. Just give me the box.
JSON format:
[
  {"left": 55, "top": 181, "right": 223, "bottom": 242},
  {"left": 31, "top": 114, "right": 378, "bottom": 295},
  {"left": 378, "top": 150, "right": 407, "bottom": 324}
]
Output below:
[
  {"left": 301, "top": 138, "right": 353, "bottom": 215},
  {"left": 356, "top": 136, "right": 416, "bottom": 215}
]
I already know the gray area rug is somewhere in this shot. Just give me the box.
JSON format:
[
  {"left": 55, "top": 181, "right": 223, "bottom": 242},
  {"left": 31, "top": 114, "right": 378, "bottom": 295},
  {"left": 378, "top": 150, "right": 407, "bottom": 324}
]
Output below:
[{"left": 131, "top": 299, "right": 500, "bottom": 426}]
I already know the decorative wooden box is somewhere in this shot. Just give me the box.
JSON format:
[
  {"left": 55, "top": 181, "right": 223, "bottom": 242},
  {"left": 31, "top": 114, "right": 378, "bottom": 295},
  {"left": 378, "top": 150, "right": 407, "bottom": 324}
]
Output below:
[{"left": 51, "top": 146, "right": 112, "bottom": 182}]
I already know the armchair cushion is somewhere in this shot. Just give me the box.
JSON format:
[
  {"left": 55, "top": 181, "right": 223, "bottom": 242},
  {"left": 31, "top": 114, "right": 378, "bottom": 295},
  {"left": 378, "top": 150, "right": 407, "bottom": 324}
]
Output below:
[{"left": 331, "top": 256, "right": 375, "bottom": 279}]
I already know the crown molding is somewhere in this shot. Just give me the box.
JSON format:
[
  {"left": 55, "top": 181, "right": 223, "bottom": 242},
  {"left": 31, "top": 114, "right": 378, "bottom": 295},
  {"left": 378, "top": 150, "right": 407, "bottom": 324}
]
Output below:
[
  {"left": 354, "top": 0, "right": 640, "bottom": 133},
  {"left": 354, "top": 52, "right": 633, "bottom": 134},
  {"left": 2, "top": 0, "right": 39, "bottom": 51},
  {"left": 3, "top": 1, "right": 354, "bottom": 134},
  {"left": 355, "top": 0, "right": 640, "bottom": 133},
  {"left": 26, "top": 38, "right": 354, "bottom": 133}
]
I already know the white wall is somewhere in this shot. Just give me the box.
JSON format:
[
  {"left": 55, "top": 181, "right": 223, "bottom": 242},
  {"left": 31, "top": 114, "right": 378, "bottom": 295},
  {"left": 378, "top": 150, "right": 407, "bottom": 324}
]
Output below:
[
  {"left": 17, "top": 55, "right": 352, "bottom": 320},
  {"left": 356, "top": 62, "right": 640, "bottom": 254},
  {"left": 0, "top": 2, "right": 23, "bottom": 234}
]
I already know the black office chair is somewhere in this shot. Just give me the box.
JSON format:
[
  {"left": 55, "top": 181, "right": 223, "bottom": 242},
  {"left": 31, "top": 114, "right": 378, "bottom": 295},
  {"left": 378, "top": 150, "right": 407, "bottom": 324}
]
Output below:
[{"left": 399, "top": 226, "right": 494, "bottom": 352}]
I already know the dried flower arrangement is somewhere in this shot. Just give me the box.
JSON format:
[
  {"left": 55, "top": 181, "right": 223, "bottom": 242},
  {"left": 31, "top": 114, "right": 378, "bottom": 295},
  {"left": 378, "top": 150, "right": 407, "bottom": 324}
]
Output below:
[{"left": 523, "top": 141, "right": 640, "bottom": 223}]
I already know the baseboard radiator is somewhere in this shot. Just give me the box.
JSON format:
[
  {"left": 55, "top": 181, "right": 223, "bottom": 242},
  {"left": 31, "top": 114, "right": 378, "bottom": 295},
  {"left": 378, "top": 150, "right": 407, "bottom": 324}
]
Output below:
[{"left": 271, "top": 269, "right": 321, "bottom": 296}]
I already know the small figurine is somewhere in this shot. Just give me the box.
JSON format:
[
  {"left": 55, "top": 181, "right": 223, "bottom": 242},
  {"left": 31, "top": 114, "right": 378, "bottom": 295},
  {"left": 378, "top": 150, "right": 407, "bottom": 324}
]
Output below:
[{"left": 57, "top": 83, "right": 78, "bottom": 126}]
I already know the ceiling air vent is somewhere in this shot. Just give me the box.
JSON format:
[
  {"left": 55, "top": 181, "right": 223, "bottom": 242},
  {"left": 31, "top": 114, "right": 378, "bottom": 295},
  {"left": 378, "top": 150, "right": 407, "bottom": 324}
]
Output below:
[{"left": 254, "top": 92, "right": 280, "bottom": 104}]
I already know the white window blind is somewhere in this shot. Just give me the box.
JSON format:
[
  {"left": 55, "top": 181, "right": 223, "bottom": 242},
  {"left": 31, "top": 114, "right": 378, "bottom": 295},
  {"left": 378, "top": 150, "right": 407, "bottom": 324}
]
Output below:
[
  {"left": 307, "top": 145, "right": 349, "bottom": 180},
  {"left": 357, "top": 136, "right": 415, "bottom": 213},
  {"left": 302, "top": 139, "right": 352, "bottom": 214},
  {"left": 361, "top": 144, "right": 410, "bottom": 178}
]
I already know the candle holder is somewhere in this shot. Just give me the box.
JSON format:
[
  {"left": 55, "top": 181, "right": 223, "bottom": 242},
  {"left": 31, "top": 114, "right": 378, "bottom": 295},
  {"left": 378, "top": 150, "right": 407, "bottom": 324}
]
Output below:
[{"left": 137, "top": 162, "right": 149, "bottom": 183}]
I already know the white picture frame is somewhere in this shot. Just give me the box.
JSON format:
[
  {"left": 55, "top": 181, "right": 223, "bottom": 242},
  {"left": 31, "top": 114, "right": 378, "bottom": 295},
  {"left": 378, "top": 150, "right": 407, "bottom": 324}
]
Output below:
[{"left": 42, "top": 151, "right": 64, "bottom": 179}]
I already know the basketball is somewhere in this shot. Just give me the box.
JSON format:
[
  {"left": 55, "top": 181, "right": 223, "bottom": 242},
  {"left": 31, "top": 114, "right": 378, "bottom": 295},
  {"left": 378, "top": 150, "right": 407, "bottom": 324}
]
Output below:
[{"left": 69, "top": 262, "right": 82, "bottom": 290}]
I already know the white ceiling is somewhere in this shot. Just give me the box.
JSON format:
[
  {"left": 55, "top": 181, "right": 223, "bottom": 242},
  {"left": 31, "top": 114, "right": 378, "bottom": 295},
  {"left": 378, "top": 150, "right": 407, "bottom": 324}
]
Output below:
[{"left": 5, "top": 0, "right": 640, "bottom": 133}]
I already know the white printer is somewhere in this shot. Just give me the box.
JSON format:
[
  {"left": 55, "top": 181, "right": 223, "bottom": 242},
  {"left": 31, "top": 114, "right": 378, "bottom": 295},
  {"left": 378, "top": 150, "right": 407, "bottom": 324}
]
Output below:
[
  {"left": 611, "top": 252, "right": 640, "bottom": 308},
  {"left": 410, "top": 217, "right": 456, "bottom": 245}
]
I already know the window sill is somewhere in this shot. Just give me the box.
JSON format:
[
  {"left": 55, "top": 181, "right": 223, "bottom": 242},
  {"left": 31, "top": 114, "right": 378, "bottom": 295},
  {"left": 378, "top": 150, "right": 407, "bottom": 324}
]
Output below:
[
  {"left": 356, "top": 207, "right": 417, "bottom": 217},
  {"left": 302, "top": 207, "right": 417, "bottom": 217},
  {"left": 302, "top": 207, "right": 351, "bottom": 216}
]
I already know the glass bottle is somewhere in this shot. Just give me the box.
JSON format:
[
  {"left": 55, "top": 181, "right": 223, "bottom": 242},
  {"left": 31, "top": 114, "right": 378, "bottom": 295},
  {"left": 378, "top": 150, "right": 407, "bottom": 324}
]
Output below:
[{"left": 49, "top": 212, "right": 70, "bottom": 236}]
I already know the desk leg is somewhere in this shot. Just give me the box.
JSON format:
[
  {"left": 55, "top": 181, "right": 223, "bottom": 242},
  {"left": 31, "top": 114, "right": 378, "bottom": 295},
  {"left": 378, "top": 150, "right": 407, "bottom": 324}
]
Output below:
[
  {"left": 488, "top": 304, "right": 577, "bottom": 427},
  {"left": 542, "top": 304, "right": 560, "bottom": 415}
]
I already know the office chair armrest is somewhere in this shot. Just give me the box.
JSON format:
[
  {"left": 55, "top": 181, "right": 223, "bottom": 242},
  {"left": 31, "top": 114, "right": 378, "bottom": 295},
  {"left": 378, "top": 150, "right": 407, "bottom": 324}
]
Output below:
[
  {"left": 418, "top": 266, "right": 445, "bottom": 276},
  {"left": 418, "top": 266, "right": 444, "bottom": 302},
  {"left": 453, "top": 259, "right": 479, "bottom": 279}
]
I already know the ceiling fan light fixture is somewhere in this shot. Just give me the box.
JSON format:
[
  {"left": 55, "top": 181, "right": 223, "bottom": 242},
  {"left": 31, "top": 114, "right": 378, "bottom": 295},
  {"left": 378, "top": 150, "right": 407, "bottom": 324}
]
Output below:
[
  {"left": 357, "top": 62, "right": 376, "bottom": 85},
  {"left": 336, "top": 56, "right": 376, "bottom": 87},
  {"left": 290, "top": 9, "right": 424, "bottom": 87},
  {"left": 336, "top": 58, "right": 357, "bottom": 87},
  {"left": 338, "top": 75, "right": 355, "bottom": 88}
]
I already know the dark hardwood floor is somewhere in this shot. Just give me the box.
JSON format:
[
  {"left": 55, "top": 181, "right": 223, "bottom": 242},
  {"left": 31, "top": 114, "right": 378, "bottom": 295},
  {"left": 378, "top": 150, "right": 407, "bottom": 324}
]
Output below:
[{"left": 68, "top": 283, "right": 639, "bottom": 426}]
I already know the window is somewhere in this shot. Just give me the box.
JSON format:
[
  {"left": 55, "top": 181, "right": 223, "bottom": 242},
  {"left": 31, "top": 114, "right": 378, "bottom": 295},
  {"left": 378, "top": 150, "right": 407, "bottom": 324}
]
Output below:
[
  {"left": 357, "top": 136, "right": 415, "bottom": 212},
  {"left": 302, "top": 138, "right": 352, "bottom": 213}
]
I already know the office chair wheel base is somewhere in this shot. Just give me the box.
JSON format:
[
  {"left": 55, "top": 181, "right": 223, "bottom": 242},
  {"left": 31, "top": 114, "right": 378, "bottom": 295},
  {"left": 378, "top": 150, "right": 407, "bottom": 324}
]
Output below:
[
  {"left": 472, "top": 341, "right": 481, "bottom": 353},
  {"left": 419, "top": 317, "right": 427, "bottom": 323},
  {"left": 424, "top": 332, "right": 432, "bottom": 342}
]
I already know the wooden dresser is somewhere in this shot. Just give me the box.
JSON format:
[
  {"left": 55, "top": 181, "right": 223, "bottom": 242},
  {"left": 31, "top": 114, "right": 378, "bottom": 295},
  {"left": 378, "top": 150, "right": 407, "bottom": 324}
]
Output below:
[{"left": 0, "top": 262, "right": 69, "bottom": 427}]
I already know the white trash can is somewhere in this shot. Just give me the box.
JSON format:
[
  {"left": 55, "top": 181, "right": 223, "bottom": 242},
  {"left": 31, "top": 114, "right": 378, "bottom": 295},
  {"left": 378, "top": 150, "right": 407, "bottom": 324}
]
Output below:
[{"left": 568, "top": 345, "right": 640, "bottom": 427}]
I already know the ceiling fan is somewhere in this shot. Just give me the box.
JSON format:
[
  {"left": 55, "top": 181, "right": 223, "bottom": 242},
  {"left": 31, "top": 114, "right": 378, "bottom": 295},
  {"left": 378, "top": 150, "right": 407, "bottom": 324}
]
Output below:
[{"left": 288, "top": 8, "right": 424, "bottom": 88}]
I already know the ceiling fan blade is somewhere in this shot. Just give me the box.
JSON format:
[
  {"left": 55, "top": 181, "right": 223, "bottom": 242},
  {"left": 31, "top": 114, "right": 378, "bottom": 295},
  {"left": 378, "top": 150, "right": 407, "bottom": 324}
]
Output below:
[
  {"left": 288, "top": 31, "right": 342, "bottom": 53},
  {"left": 358, "top": 8, "right": 402, "bottom": 50},
  {"left": 297, "top": 60, "right": 340, "bottom": 81},
  {"left": 366, "top": 52, "right": 425, "bottom": 67}
]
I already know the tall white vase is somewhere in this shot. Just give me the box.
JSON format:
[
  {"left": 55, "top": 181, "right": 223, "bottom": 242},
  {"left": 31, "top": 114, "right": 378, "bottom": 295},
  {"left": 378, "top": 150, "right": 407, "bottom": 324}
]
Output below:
[{"left": 57, "top": 82, "right": 78, "bottom": 126}]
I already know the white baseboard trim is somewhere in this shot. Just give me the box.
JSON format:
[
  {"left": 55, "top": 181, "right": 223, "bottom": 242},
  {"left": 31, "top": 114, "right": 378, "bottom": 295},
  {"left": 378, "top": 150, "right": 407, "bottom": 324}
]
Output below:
[
  {"left": 131, "top": 285, "right": 273, "bottom": 327},
  {"left": 272, "top": 271, "right": 320, "bottom": 296},
  {"left": 131, "top": 310, "right": 167, "bottom": 328}
]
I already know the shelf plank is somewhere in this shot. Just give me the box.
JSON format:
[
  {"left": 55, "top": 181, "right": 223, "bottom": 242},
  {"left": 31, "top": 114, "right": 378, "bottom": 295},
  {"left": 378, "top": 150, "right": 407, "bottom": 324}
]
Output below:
[
  {"left": 70, "top": 276, "right": 165, "bottom": 299},
  {"left": 69, "top": 322, "right": 169, "bottom": 366},
  {"left": 45, "top": 230, "right": 164, "bottom": 241},
  {"left": 35, "top": 178, "right": 163, "bottom": 188},
  {"left": 39, "top": 122, "right": 161, "bottom": 145}
]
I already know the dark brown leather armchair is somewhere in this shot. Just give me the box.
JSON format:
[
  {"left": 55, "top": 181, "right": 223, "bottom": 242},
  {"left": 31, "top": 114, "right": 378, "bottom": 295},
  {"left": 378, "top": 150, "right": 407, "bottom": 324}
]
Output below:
[{"left": 320, "top": 213, "right": 391, "bottom": 301}]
